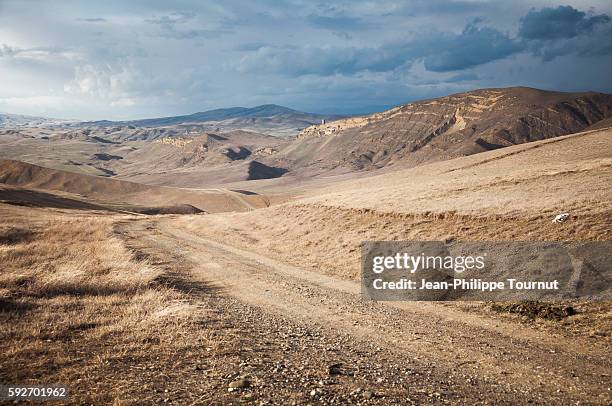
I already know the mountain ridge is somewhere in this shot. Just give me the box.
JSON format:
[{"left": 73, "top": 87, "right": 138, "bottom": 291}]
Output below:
[
  {"left": 0, "top": 113, "right": 72, "bottom": 128},
  {"left": 80, "top": 104, "right": 339, "bottom": 128}
]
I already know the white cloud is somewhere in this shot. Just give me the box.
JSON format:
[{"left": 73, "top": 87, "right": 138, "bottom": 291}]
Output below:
[{"left": 64, "top": 64, "right": 136, "bottom": 99}]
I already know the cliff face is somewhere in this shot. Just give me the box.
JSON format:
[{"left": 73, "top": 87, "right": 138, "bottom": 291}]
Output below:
[{"left": 284, "top": 87, "right": 612, "bottom": 172}]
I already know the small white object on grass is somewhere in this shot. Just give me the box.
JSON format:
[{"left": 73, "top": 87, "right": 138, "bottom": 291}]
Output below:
[{"left": 553, "top": 213, "right": 570, "bottom": 223}]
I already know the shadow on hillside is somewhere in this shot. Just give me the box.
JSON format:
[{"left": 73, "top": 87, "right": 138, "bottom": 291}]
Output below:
[{"left": 0, "top": 187, "right": 111, "bottom": 211}]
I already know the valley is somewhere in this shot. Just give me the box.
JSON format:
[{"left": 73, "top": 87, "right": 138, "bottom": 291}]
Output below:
[{"left": 1, "top": 87, "right": 611, "bottom": 404}]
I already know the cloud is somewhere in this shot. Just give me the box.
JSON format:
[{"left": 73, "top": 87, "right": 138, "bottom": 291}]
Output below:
[
  {"left": 306, "top": 14, "right": 367, "bottom": 31},
  {"left": 235, "top": 44, "right": 401, "bottom": 77},
  {"left": 306, "top": 13, "right": 365, "bottom": 40},
  {"left": 519, "top": 6, "right": 610, "bottom": 40},
  {"left": 64, "top": 64, "right": 136, "bottom": 99},
  {"left": 423, "top": 21, "right": 523, "bottom": 72},
  {"left": 145, "top": 12, "right": 231, "bottom": 39},
  {"left": 447, "top": 72, "right": 479, "bottom": 82},
  {"left": 236, "top": 20, "right": 522, "bottom": 76},
  {"left": 76, "top": 18, "right": 107, "bottom": 23},
  {"left": 532, "top": 28, "right": 612, "bottom": 60},
  {"left": 0, "top": 44, "right": 19, "bottom": 58},
  {"left": 234, "top": 42, "right": 268, "bottom": 52},
  {"left": 236, "top": 6, "right": 612, "bottom": 77},
  {"left": 332, "top": 31, "right": 353, "bottom": 40},
  {"left": 517, "top": 6, "right": 612, "bottom": 61},
  {"left": 1, "top": 0, "right": 612, "bottom": 119},
  {"left": 146, "top": 11, "right": 195, "bottom": 25},
  {"left": 0, "top": 44, "right": 81, "bottom": 62}
]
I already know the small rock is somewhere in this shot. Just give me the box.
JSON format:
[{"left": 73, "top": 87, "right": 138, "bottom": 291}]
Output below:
[
  {"left": 229, "top": 378, "right": 251, "bottom": 389},
  {"left": 328, "top": 363, "right": 342, "bottom": 375},
  {"left": 553, "top": 213, "right": 570, "bottom": 223},
  {"left": 363, "top": 390, "right": 375, "bottom": 399},
  {"left": 310, "top": 388, "right": 322, "bottom": 397}
]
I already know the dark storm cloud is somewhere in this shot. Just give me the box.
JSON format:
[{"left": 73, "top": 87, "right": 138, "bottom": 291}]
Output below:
[
  {"left": 519, "top": 5, "right": 610, "bottom": 40},
  {"left": 517, "top": 6, "right": 612, "bottom": 61},
  {"left": 533, "top": 28, "right": 612, "bottom": 60},
  {"left": 236, "top": 44, "right": 400, "bottom": 77},
  {"left": 238, "top": 5, "right": 611, "bottom": 76},
  {"left": 237, "top": 20, "right": 523, "bottom": 75},
  {"left": 423, "top": 22, "right": 524, "bottom": 72}
]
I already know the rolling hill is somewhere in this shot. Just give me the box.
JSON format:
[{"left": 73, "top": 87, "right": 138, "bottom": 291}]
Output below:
[
  {"left": 3, "top": 87, "right": 612, "bottom": 191},
  {"left": 274, "top": 87, "right": 612, "bottom": 174},
  {"left": 0, "top": 159, "right": 268, "bottom": 213},
  {"left": 179, "top": 126, "right": 612, "bottom": 283}
]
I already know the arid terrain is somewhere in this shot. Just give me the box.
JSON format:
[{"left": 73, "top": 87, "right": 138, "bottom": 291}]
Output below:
[{"left": 1, "top": 87, "right": 611, "bottom": 404}]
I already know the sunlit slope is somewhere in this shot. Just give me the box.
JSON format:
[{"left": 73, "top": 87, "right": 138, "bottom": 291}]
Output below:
[
  {"left": 173, "top": 127, "right": 612, "bottom": 282},
  {"left": 299, "top": 127, "right": 612, "bottom": 217}
]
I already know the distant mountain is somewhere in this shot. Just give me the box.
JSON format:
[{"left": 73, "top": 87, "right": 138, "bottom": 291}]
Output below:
[
  {"left": 0, "top": 113, "right": 71, "bottom": 128},
  {"left": 272, "top": 87, "right": 612, "bottom": 173},
  {"left": 128, "top": 105, "right": 299, "bottom": 126},
  {"left": 81, "top": 104, "right": 341, "bottom": 137}
]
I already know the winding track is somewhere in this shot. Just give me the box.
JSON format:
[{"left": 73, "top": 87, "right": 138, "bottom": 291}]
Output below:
[{"left": 127, "top": 217, "right": 611, "bottom": 404}]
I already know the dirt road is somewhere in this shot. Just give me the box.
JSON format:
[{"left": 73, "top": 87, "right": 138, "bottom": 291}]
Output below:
[{"left": 121, "top": 217, "right": 611, "bottom": 405}]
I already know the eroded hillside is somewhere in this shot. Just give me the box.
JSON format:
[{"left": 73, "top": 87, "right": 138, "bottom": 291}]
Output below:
[{"left": 285, "top": 87, "right": 612, "bottom": 173}]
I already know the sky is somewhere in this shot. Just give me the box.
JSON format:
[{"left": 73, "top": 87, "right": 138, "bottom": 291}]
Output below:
[{"left": 0, "top": 0, "right": 611, "bottom": 120}]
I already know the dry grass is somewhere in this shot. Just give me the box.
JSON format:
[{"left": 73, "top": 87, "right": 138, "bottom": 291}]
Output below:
[
  {"left": 171, "top": 129, "right": 611, "bottom": 290},
  {"left": 298, "top": 129, "right": 612, "bottom": 217},
  {"left": 0, "top": 218, "right": 161, "bottom": 297},
  {"left": 177, "top": 203, "right": 612, "bottom": 281},
  {"left": 174, "top": 203, "right": 612, "bottom": 338},
  {"left": 0, "top": 207, "right": 220, "bottom": 404}
]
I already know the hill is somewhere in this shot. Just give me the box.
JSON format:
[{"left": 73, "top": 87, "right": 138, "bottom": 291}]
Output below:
[
  {"left": 178, "top": 126, "right": 612, "bottom": 283},
  {"left": 3, "top": 87, "right": 612, "bottom": 191},
  {"left": 0, "top": 159, "right": 268, "bottom": 213},
  {"left": 108, "top": 130, "right": 289, "bottom": 187},
  {"left": 275, "top": 87, "right": 612, "bottom": 174}
]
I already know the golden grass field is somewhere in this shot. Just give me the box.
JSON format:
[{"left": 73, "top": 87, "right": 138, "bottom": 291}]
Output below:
[{"left": 0, "top": 206, "right": 223, "bottom": 404}]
